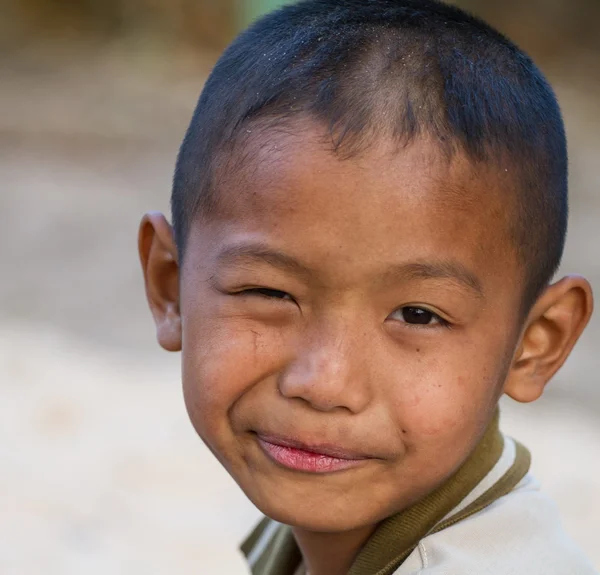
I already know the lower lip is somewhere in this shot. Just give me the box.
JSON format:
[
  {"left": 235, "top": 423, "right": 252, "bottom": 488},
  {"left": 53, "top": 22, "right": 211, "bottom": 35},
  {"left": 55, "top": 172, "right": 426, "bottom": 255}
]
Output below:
[{"left": 257, "top": 437, "right": 367, "bottom": 473}]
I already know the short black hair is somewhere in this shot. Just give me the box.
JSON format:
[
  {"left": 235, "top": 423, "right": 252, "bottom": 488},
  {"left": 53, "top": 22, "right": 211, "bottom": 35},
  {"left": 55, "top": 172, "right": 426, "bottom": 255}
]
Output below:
[{"left": 172, "top": 0, "right": 568, "bottom": 309}]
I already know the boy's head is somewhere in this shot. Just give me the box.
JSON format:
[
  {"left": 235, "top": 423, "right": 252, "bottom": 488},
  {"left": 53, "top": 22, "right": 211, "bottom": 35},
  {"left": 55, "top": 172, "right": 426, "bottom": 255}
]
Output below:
[
  {"left": 173, "top": 0, "right": 569, "bottom": 311},
  {"left": 139, "top": 0, "right": 592, "bottom": 534}
]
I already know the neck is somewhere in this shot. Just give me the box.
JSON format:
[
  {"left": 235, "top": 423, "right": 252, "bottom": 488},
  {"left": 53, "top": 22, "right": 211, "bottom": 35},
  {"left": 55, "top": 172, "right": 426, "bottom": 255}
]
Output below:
[{"left": 292, "top": 524, "right": 377, "bottom": 575}]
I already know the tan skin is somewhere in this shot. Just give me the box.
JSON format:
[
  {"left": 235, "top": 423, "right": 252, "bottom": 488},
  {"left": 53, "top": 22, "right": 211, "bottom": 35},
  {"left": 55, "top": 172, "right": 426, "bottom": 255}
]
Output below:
[{"left": 139, "top": 128, "right": 592, "bottom": 575}]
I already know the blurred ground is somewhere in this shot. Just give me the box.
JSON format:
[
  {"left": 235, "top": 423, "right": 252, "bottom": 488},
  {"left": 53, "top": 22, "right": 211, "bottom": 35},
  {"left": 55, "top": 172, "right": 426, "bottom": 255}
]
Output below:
[{"left": 0, "top": 42, "right": 599, "bottom": 574}]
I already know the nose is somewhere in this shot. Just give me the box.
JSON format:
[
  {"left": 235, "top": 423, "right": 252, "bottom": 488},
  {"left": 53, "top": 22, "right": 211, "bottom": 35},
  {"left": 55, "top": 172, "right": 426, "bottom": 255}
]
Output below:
[{"left": 277, "top": 320, "right": 373, "bottom": 413}]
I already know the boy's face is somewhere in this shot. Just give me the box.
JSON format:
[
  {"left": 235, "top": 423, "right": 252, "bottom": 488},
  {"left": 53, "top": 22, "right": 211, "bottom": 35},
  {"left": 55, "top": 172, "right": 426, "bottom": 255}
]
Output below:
[{"left": 176, "top": 128, "right": 526, "bottom": 531}]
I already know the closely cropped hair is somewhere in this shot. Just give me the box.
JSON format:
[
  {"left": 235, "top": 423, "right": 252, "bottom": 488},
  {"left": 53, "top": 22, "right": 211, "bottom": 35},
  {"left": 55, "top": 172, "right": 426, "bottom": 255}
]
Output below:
[{"left": 173, "top": 0, "right": 568, "bottom": 309}]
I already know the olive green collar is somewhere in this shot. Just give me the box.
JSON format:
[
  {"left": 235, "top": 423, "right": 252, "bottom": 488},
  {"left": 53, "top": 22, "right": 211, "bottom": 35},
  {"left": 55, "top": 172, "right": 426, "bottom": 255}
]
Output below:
[{"left": 242, "top": 409, "right": 530, "bottom": 575}]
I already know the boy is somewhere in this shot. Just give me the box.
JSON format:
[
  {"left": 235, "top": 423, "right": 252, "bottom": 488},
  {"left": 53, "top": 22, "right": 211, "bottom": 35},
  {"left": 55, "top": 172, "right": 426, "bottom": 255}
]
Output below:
[{"left": 138, "top": 0, "right": 596, "bottom": 573}]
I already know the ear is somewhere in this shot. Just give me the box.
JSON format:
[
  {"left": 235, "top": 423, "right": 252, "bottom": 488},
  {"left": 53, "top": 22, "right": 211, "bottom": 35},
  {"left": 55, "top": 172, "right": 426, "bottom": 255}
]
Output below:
[
  {"left": 138, "top": 212, "right": 182, "bottom": 352},
  {"left": 504, "top": 275, "right": 593, "bottom": 403}
]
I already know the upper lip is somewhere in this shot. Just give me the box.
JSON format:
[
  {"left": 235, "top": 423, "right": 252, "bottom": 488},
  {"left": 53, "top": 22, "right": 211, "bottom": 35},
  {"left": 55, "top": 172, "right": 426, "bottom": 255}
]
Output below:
[{"left": 255, "top": 432, "right": 371, "bottom": 460}]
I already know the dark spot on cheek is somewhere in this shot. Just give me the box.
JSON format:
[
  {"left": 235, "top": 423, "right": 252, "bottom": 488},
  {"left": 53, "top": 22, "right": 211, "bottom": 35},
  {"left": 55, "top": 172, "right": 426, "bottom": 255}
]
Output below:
[
  {"left": 401, "top": 429, "right": 407, "bottom": 434},
  {"left": 416, "top": 348, "right": 421, "bottom": 353}
]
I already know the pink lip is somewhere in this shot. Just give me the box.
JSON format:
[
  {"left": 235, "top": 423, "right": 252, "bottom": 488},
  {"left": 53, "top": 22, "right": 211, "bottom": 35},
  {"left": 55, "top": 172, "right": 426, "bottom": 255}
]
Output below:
[{"left": 256, "top": 434, "right": 370, "bottom": 474}]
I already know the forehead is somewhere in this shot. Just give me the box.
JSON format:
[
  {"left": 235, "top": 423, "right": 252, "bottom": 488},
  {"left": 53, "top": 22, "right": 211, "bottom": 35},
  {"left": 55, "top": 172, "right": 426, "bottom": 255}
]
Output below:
[{"left": 198, "top": 126, "right": 520, "bottom": 291}]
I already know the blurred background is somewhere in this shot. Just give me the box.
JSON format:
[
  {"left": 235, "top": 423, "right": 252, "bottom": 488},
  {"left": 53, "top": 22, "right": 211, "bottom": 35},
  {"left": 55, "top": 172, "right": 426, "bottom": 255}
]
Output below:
[{"left": 0, "top": 1, "right": 598, "bottom": 573}]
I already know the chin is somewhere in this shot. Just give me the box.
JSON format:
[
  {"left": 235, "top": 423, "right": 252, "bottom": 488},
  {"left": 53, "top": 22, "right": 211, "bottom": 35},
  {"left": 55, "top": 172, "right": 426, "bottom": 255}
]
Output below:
[{"left": 249, "top": 490, "right": 387, "bottom": 533}]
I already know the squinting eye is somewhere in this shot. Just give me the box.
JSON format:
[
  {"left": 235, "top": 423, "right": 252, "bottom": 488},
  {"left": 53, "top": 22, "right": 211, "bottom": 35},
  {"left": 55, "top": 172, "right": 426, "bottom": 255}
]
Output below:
[
  {"left": 391, "top": 306, "right": 443, "bottom": 326},
  {"left": 242, "top": 288, "right": 293, "bottom": 300}
]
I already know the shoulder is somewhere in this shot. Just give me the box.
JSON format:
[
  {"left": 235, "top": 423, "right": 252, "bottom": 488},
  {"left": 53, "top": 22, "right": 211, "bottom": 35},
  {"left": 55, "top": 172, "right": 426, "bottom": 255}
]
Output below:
[{"left": 396, "top": 473, "right": 598, "bottom": 575}]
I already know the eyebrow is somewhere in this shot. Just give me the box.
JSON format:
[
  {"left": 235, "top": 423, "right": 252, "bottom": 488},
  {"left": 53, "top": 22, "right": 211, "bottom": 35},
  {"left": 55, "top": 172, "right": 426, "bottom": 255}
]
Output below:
[
  {"left": 382, "top": 261, "right": 484, "bottom": 297},
  {"left": 216, "top": 243, "right": 313, "bottom": 279},
  {"left": 216, "top": 243, "right": 484, "bottom": 297}
]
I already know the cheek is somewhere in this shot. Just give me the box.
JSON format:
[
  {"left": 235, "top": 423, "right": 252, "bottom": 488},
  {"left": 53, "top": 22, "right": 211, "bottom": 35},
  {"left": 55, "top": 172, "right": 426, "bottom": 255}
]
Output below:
[
  {"left": 180, "top": 311, "right": 286, "bottom": 432},
  {"left": 389, "top": 341, "right": 508, "bottom": 444}
]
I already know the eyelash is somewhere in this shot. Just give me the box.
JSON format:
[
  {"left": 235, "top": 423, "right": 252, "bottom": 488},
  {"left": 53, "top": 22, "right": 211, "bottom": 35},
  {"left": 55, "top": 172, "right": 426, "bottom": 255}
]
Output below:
[
  {"left": 235, "top": 289, "right": 450, "bottom": 328},
  {"left": 237, "top": 287, "right": 293, "bottom": 301}
]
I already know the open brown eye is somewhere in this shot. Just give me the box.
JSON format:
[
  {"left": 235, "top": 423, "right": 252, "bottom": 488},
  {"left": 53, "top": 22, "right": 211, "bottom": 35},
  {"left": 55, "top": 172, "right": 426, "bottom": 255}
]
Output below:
[{"left": 400, "top": 307, "right": 437, "bottom": 325}]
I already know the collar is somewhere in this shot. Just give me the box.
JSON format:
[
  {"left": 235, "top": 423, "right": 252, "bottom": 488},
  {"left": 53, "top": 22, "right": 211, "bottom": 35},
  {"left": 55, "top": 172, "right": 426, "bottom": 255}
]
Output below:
[{"left": 242, "top": 409, "right": 530, "bottom": 575}]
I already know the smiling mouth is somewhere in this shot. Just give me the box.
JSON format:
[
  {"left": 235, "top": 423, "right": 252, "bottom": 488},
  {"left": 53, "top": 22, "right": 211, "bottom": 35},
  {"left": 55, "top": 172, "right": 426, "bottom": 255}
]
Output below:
[{"left": 255, "top": 433, "right": 370, "bottom": 474}]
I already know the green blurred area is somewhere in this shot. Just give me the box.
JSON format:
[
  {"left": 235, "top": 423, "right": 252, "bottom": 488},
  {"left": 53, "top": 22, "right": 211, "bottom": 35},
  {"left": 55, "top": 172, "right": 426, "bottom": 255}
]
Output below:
[{"left": 240, "top": 0, "right": 288, "bottom": 27}]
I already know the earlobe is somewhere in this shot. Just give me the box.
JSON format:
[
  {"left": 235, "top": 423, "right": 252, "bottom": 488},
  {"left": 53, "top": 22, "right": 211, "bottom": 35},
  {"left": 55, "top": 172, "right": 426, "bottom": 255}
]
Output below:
[
  {"left": 504, "top": 276, "right": 593, "bottom": 403},
  {"left": 138, "top": 212, "right": 182, "bottom": 352}
]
